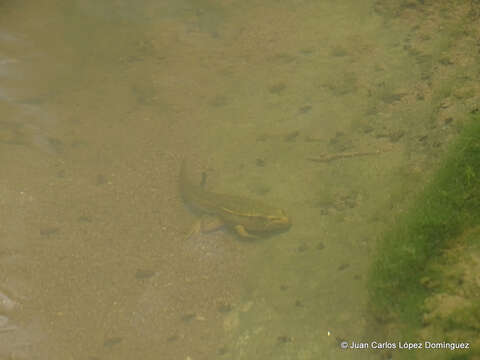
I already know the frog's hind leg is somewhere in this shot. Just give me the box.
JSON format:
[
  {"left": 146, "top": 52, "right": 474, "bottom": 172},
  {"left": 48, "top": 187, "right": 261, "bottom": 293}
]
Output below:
[
  {"left": 185, "top": 219, "right": 202, "bottom": 240},
  {"left": 234, "top": 225, "right": 258, "bottom": 239},
  {"left": 185, "top": 215, "right": 224, "bottom": 240}
]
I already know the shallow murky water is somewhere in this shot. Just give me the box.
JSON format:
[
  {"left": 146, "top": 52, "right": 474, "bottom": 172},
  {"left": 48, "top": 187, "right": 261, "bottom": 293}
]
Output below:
[{"left": 1, "top": 0, "right": 478, "bottom": 359}]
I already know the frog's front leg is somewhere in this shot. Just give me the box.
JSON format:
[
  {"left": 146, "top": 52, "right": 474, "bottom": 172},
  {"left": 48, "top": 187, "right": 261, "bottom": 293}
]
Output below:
[{"left": 234, "top": 224, "right": 258, "bottom": 239}]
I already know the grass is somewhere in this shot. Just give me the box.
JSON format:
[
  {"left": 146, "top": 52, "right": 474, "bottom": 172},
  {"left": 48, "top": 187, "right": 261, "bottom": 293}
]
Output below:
[{"left": 368, "top": 112, "right": 480, "bottom": 326}]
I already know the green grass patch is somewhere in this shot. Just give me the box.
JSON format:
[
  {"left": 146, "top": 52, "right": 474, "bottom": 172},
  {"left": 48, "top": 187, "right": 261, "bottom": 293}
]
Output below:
[{"left": 368, "top": 113, "right": 480, "bottom": 324}]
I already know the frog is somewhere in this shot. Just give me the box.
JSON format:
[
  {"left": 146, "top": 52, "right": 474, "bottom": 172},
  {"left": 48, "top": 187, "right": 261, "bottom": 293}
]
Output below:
[{"left": 180, "top": 160, "right": 291, "bottom": 239}]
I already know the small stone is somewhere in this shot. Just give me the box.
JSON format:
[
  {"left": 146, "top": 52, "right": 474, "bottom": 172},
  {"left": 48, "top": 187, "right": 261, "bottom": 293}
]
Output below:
[
  {"left": 255, "top": 158, "right": 266, "bottom": 167},
  {"left": 0, "top": 291, "right": 16, "bottom": 312}
]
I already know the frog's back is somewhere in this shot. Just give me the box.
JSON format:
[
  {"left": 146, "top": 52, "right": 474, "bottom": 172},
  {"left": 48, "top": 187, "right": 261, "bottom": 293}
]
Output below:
[{"left": 180, "top": 161, "right": 272, "bottom": 214}]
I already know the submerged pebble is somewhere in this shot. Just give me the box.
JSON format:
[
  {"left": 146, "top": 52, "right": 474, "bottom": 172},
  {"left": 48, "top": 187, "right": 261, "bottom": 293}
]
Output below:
[{"left": 0, "top": 291, "right": 17, "bottom": 312}]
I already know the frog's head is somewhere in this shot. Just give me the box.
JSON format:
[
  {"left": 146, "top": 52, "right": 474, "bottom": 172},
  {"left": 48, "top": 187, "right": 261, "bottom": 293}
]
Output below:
[{"left": 263, "top": 208, "right": 291, "bottom": 233}]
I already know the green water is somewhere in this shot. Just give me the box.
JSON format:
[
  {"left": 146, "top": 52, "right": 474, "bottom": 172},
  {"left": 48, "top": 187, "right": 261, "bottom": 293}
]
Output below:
[{"left": 0, "top": 0, "right": 479, "bottom": 359}]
